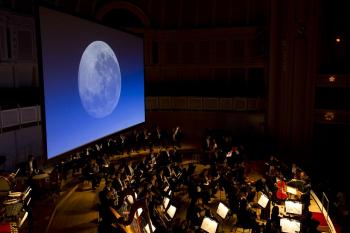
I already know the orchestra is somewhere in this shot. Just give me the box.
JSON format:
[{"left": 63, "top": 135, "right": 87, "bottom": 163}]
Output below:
[{"left": 0, "top": 126, "right": 321, "bottom": 233}]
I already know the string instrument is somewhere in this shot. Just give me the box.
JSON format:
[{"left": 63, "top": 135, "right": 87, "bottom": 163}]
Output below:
[
  {"left": 0, "top": 222, "right": 18, "bottom": 233},
  {"left": 109, "top": 189, "right": 154, "bottom": 233},
  {"left": 276, "top": 179, "right": 287, "bottom": 200}
]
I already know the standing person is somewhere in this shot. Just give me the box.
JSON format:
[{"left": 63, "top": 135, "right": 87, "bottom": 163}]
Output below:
[
  {"left": 26, "top": 154, "right": 38, "bottom": 177},
  {"left": 172, "top": 126, "right": 182, "bottom": 148}
]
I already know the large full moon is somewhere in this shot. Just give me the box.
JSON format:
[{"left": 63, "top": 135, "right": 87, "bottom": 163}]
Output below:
[{"left": 78, "top": 41, "right": 121, "bottom": 118}]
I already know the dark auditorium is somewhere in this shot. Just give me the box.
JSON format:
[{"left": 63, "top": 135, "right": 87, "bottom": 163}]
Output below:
[{"left": 0, "top": 1, "right": 349, "bottom": 233}]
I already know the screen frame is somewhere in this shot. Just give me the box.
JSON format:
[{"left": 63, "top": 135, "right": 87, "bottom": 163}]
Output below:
[{"left": 34, "top": 4, "right": 146, "bottom": 162}]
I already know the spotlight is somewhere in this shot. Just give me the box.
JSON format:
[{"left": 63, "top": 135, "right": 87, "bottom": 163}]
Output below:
[
  {"left": 329, "top": 75, "right": 336, "bottom": 82},
  {"left": 324, "top": 112, "right": 335, "bottom": 121}
]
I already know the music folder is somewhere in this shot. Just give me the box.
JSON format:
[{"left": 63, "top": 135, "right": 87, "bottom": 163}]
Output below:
[
  {"left": 200, "top": 217, "right": 218, "bottom": 233},
  {"left": 216, "top": 202, "right": 229, "bottom": 219},
  {"left": 285, "top": 200, "right": 302, "bottom": 215},
  {"left": 280, "top": 218, "right": 300, "bottom": 233},
  {"left": 257, "top": 193, "right": 269, "bottom": 208}
]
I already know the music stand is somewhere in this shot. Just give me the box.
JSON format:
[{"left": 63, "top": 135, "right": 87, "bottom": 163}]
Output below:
[
  {"left": 216, "top": 202, "right": 229, "bottom": 219},
  {"left": 165, "top": 205, "right": 176, "bottom": 221},
  {"left": 216, "top": 202, "right": 229, "bottom": 233},
  {"left": 257, "top": 193, "right": 269, "bottom": 208},
  {"left": 285, "top": 200, "right": 303, "bottom": 216},
  {"left": 286, "top": 186, "right": 297, "bottom": 195},
  {"left": 201, "top": 216, "right": 218, "bottom": 233},
  {"left": 280, "top": 218, "right": 300, "bottom": 233}
]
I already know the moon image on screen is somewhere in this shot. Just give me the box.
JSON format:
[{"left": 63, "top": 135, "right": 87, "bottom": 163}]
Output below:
[{"left": 78, "top": 41, "right": 121, "bottom": 118}]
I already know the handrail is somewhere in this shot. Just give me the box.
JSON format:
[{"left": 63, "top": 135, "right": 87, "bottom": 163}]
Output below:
[{"left": 311, "top": 190, "right": 337, "bottom": 233}]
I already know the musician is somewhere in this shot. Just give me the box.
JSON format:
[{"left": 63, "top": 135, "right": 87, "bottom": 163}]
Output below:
[
  {"left": 124, "top": 160, "right": 134, "bottom": 178},
  {"left": 84, "top": 159, "right": 100, "bottom": 190},
  {"left": 112, "top": 173, "right": 125, "bottom": 192},
  {"left": 156, "top": 169, "right": 168, "bottom": 191},
  {"left": 26, "top": 154, "right": 38, "bottom": 177},
  {"left": 172, "top": 126, "right": 182, "bottom": 148},
  {"left": 237, "top": 197, "right": 260, "bottom": 233},
  {"left": 148, "top": 192, "right": 167, "bottom": 233},
  {"left": 100, "top": 181, "right": 117, "bottom": 206},
  {"left": 199, "top": 169, "right": 211, "bottom": 204},
  {"left": 264, "top": 205, "right": 281, "bottom": 233},
  {"left": 202, "top": 135, "right": 211, "bottom": 164},
  {"left": 255, "top": 178, "right": 271, "bottom": 196},
  {"left": 186, "top": 199, "right": 204, "bottom": 228},
  {"left": 98, "top": 192, "right": 125, "bottom": 233}
]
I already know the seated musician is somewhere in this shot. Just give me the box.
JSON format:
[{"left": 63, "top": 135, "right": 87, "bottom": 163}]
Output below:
[
  {"left": 199, "top": 169, "right": 212, "bottom": 204},
  {"left": 164, "top": 164, "right": 178, "bottom": 191},
  {"left": 156, "top": 169, "right": 169, "bottom": 193},
  {"left": 112, "top": 173, "right": 125, "bottom": 193},
  {"left": 237, "top": 198, "right": 260, "bottom": 232},
  {"left": 85, "top": 159, "right": 100, "bottom": 190},
  {"left": 186, "top": 198, "right": 205, "bottom": 229},
  {"left": 264, "top": 205, "right": 281, "bottom": 233},
  {"left": 98, "top": 189, "right": 125, "bottom": 233},
  {"left": 148, "top": 192, "right": 167, "bottom": 233}
]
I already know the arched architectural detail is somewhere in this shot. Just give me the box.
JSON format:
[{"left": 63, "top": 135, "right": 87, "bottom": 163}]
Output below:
[{"left": 95, "top": 1, "right": 150, "bottom": 27}]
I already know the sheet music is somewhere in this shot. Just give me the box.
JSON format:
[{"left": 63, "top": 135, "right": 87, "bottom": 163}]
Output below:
[
  {"left": 144, "top": 221, "right": 156, "bottom": 233},
  {"left": 258, "top": 193, "right": 269, "bottom": 208},
  {"left": 286, "top": 186, "right": 297, "bottom": 195},
  {"left": 164, "top": 186, "right": 170, "bottom": 192},
  {"left": 200, "top": 217, "right": 218, "bottom": 233},
  {"left": 285, "top": 201, "right": 302, "bottom": 215},
  {"left": 126, "top": 195, "right": 134, "bottom": 204},
  {"left": 167, "top": 205, "right": 176, "bottom": 219},
  {"left": 19, "top": 211, "right": 28, "bottom": 228},
  {"left": 216, "top": 202, "right": 229, "bottom": 219},
  {"left": 280, "top": 218, "right": 300, "bottom": 233},
  {"left": 134, "top": 208, "right": 143, "bottom": 219},
  {"left": 163, "top": 197, "right": 170, "bottom": 209}
]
